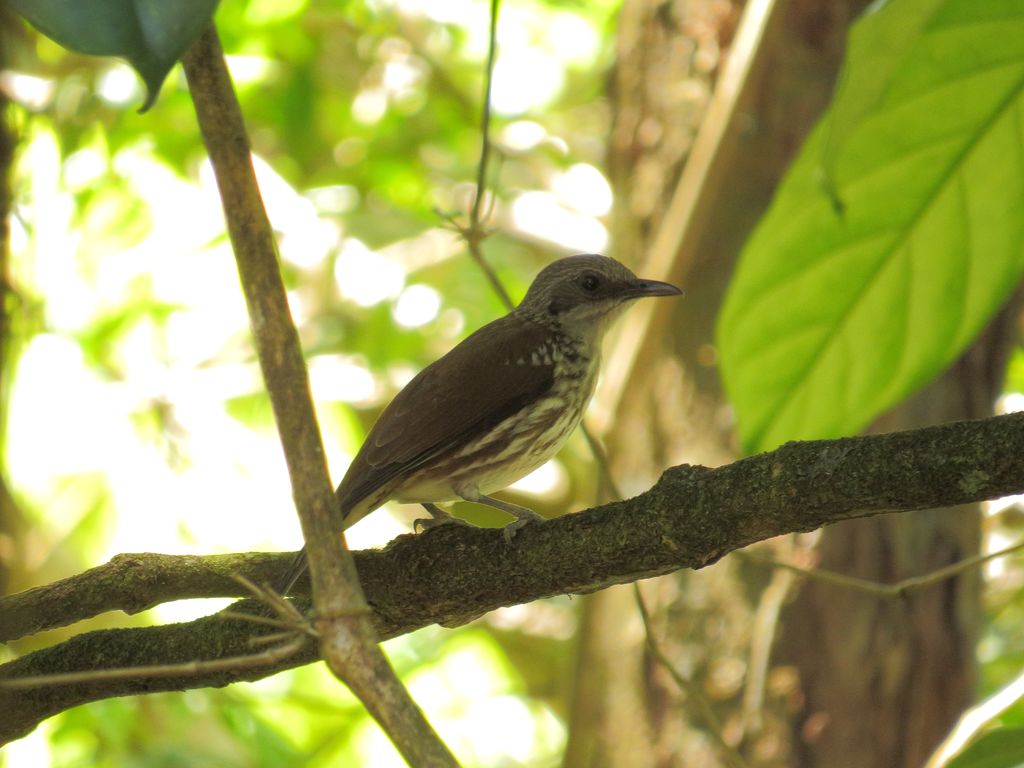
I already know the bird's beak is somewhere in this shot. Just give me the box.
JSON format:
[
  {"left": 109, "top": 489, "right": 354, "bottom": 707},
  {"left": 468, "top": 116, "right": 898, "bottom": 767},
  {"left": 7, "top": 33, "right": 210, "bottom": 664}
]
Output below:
[{"left": 623, "top": 278, "right": 683, "bottom": 299}]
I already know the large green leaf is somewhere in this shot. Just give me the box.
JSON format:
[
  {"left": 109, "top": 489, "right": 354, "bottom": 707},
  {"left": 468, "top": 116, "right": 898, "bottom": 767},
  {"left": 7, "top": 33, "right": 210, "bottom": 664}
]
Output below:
[
  {"left": 945, "top": 727, "right": 1024, "bottom": 768},
  {"left": 821, "top": 0, "right": 947, "bottom": 178},
  {"left": 10, "top": 0, "right": 220, "bottom": 110},
  {"left": 717, "top": 0, "right": 1024, "bottom": 453}
]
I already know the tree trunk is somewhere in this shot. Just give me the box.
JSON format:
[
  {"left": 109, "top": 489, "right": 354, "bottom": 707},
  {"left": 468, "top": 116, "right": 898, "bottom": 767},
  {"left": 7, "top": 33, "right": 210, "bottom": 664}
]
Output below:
[
  {"left": 563, "top": 0, "right": 876, "bottom": 765},
  {"left": 776, "top": 302, "right": 1020, "bottom": 768}
]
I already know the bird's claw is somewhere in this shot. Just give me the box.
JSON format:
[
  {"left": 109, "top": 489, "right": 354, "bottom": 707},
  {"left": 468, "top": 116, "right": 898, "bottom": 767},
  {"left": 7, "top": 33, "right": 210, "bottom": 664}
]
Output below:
[
  {"left": 501, "top": 511, "right": 545, "bottom": 543},
  {"left": 414, "top": 510, "right": 474, "bottom": 533}
]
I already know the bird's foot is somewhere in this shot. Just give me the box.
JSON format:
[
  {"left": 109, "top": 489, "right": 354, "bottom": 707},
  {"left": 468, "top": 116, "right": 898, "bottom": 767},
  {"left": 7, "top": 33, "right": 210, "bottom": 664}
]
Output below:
[
  {"left": 497, "top": 504, "right": 546, "bottom": 543},
  {"left": 453, "top": 491, "right": 546, "bottom": 543},
  {"left": 414, "top": 502, "right": 475, "bottom": 532},
  {"left": 501, "top": 512, "right": 544, "bottom": 543}
]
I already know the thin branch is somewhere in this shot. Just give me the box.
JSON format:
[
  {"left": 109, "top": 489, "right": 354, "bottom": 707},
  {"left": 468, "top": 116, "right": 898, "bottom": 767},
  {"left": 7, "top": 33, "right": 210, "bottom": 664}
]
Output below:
[
  {"left": 219, "top": 573, "right": 317, "bottom": 637},
  {"left": 635, "top": 584, "right": 750, "bottom": 768},
  {"left": 471, "top": 0, "right": 500, "bottom": 229},
  {"left": 181, "top": 27, "right": 458, "bottom": 767},
  {"left": 249, "top": 630, "right": 303, "bottom": 646},
  {"left": 451, "top": 0, "right": 622, "bottom": 498},
  {"left": 230, "top": 573, "right": 307, "bottom": 626},
  {"left": 0, "top": 599, "right": 324, "bottom": 744},
  {"left": 579, "top": 423, "right": 623, "bottom": 502},
  {"left": 182, "top": 22, "right": 354, "bottom": 624},
  {"left": 741, "top": 556, "right": 795, "bottom": 735},
  {"left": 449, "top": 0, "right": 514, "bottom": 311},
  {"left": 737, "top": 537, "right": 1024, "bottom": 599}
]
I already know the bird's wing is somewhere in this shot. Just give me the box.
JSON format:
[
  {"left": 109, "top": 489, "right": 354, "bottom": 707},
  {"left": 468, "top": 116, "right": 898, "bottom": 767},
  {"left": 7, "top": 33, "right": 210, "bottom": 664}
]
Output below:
[{"left": 337, "top": 314, "right": 555, "bottom": 513}]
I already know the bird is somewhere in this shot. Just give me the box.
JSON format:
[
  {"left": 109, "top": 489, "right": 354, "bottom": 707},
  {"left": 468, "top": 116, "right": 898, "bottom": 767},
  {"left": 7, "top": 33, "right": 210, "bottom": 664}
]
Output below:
[{"left": 278, "top": 254, "right": 681, "bottom": 594}]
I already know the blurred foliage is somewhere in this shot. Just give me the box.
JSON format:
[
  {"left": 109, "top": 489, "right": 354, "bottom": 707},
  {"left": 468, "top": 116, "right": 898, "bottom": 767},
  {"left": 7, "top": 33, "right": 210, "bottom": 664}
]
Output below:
[
  {"left": 4, "top": 0, "right": 1024, "bottom": 765},
  {"left": 0, "top": 0, "right": 616, "bottom": 765},
  {"left": 32, "top": 627, "right": 569, "bottom": 768}
]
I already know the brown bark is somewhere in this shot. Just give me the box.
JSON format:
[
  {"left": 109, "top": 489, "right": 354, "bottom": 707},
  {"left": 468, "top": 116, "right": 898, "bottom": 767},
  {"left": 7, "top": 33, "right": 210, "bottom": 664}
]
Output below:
[
  {"left": 566, "top": 2, "right": 742, "bottom": 763},
  {"left": 6, "top": 412, "right": 1024, "bottom": 744},
  {"left": 564, "top": 584, "right": 656, "bottom": 768},
  {"left": 777, "top": 299, "right": 1020, "bottom": 768},
  {"left": 574, "top": 0, "right": 873, "bottom": 765}
]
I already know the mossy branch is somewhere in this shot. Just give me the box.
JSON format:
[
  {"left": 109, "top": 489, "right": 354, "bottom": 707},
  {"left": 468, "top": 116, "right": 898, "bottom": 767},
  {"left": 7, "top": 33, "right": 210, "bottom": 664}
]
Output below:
[{"left": 2, "top": 411, "right": 1022, "bottom": 743}]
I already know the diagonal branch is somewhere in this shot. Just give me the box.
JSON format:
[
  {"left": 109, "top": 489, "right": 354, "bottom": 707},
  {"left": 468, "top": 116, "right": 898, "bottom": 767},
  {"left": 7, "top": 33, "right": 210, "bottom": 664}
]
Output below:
[
  {"left": 181, "top": 26, "right": 457, "bottom": 766},
  {"left": 2, "top": 411, "right": 1023, "bottom": 743}
]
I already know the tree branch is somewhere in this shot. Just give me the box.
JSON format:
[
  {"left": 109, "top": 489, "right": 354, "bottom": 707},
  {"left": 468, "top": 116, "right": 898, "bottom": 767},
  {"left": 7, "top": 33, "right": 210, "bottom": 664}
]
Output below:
[
  {"left": 2, "top": 410, "right": 1023, "bottom": 743},
  {"left": 181, "top": 26, "right": 457, "bottom": 766},
  {"left": 0, "top": 553, "right": 279, "bottom": 642}
]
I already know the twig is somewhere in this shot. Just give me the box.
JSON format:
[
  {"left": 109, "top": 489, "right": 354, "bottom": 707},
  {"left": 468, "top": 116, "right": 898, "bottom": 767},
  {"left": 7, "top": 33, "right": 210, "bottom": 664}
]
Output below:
[
  {"left": 579, "top": 423, "right": 622, "bottom": 502},
  {"left": 181, "top": 26, "right": 459, "bottom": 767},
  {"left": 452, "top": 0, "right": 623, "bottom": 498},
  {"left": 219, "top": 573, "right": 317, "bottom": 637},
  {"left": 736, "top": 538, "right": 1024, "bottom": 599},
  {"left": 471, "top": 0, "right": 499, "bottom": 229},
  {"left": 218, "top": 611, "right": 312, "bottom": 635},
  {"left": 634, "top": 584, "right": 750, "bottom": 768},
  {"left": 452, "top": 0, "right": 515, "bottom": 311},
  {"left": 230, "top": 573, "right": 307, "bottom": 626}
]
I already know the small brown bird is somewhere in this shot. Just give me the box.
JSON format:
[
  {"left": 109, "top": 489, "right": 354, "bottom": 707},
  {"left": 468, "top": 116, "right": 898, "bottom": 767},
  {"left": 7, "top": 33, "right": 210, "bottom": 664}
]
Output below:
[{"left": 279, "top": 254, "right": 680, "bottom": 593}]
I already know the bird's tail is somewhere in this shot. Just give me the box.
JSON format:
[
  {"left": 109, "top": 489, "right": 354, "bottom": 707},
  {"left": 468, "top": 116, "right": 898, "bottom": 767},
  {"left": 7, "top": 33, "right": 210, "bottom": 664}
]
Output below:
[
  {"left": 277, "top": 493, "right": 375, "bottom": 596},
  {"left": 276, "top": 501, "right": 359, "bottom": 596},
  {"left": 275, "top": 547, "right": 308, "bottom": 597}
]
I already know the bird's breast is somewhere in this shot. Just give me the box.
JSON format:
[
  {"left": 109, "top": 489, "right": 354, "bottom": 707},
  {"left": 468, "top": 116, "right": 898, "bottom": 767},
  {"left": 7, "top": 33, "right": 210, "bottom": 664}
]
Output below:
[
  {"left": 450, "top": 347, "right": 597, "bottom": 492},
  {"left": 395, "top": 343, "right": 600, "bottom": 501}
]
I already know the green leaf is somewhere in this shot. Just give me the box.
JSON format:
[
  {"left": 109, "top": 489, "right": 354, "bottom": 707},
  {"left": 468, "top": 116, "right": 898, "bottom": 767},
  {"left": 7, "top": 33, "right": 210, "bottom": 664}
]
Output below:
[
  {"left": 945, "top": 727, "right": 1024, "bottom": 768},
  {"left": 1007, "top": 348, "right": 1024, "bottom": 395},
  {"left": 821, "top": 0, "right": 947, "bottom": 180},
  {"left": 9, "top": 0, "right": 220, "bottom": 111},
  {"left": 717, "top": 0, "right": 1024, "bottom": 453}
]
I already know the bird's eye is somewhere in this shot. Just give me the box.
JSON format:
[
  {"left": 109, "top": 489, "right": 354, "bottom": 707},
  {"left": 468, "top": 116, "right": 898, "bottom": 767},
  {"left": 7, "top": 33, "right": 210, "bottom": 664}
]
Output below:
[{"left": 580, "top": 274, "right": 600, "bottom": 292}]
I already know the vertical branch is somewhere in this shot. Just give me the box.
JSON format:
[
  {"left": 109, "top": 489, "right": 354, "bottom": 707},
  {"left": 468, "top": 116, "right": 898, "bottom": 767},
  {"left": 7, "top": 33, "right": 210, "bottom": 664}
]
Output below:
[
  {"left": 464, "top": 0, "right": 514, "bottom": 311},
  {"left": 470, "top": 0, "right": 499, "bottom": 228},
  {"left": 181, "top": 26, "right": 458, "bottom": 768},
  {"left": 181, "top": 23, "right": 351, "bottom": 629}
]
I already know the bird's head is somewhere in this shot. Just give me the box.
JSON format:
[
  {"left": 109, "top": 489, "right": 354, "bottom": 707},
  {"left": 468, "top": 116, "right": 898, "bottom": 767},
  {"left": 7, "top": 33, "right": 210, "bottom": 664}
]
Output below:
[{"left": 516, "top": 254, "right": 681, "bottom": 335}]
